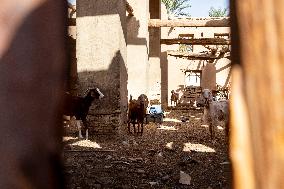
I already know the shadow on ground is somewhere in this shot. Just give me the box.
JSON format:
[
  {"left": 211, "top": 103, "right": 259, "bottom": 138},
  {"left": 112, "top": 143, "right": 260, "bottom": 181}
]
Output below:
[{"left": 63, "top": 109, "right": 231, "bottom": 189}]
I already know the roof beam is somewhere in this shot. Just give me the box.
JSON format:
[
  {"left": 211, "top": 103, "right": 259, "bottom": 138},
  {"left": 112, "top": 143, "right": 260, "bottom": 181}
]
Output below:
[
  {"left": 149, "top": 18, "right": 230, "bottom": 27},
  {"left": 68, "top": 18, "right": 76, "bottom": 26},
  {"left": 167, "top": 50, "right": 230, "bottom": 60},
  {"left": 161, "top": 38, "right": 231, "bottom": 45}
]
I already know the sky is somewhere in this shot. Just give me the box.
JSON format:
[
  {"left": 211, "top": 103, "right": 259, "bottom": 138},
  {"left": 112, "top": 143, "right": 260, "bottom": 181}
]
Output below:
[
  {"left": 67, "top": 0, "right": 229, "bottom": 17},
  {"left": 68, "top": 0, "right": 76, "bottom": 5},
  {"left": 189, "top": 0, "right": 229, "bottom": 17}
]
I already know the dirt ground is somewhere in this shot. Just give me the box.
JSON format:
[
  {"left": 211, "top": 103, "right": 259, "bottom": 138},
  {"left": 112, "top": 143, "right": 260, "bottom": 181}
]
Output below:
[{"left": 63, "top": 109, "right": 231, "bottom": 189}]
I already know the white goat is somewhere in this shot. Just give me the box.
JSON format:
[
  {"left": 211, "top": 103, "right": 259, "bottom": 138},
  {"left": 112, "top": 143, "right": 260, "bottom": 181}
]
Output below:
[{"left": 202, "top": 89, "right": 229, "bottom": 139}]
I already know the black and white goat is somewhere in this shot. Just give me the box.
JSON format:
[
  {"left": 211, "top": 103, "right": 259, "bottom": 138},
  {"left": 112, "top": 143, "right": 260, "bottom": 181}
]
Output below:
[
  {"left": 63, "top": 88, "right": 104, "bottom": 139},
  {"left": 202, "top": 89, "right": 229, "bottom": 139},
  {"left": 127, "top": 94, "right": 149, "bottom": 135}
]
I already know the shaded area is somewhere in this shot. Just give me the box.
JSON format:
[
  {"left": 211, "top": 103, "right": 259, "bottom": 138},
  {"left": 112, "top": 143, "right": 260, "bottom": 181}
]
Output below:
[
  {"left": 127, "top": 16, "right": 148, "bottom": 48},
  {"left": 68, "top": 51, "right": 128, "bottom": 134}
]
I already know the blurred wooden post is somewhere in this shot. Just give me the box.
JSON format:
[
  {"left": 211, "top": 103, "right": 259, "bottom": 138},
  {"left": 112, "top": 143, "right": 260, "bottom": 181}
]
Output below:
[
  {"left": 0, "top": 0, "right": 67, "bottom": 188},
  {"left": 230, "top": 0, "right": 284, "bottom": 188}
]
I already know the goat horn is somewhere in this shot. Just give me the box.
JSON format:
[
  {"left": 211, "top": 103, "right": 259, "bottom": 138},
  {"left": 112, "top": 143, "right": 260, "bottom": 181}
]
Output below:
[{"left": 84, "top": 88, "right": 90, "bottom": 96}]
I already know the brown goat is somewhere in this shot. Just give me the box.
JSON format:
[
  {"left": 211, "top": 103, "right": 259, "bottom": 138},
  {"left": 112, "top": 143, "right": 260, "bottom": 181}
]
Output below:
[
  {"left": 127, "top": 94, "right": 148, "bottom": 135},
  {"left": 170, "top": 90, "right": 179, "bottom": 106}
]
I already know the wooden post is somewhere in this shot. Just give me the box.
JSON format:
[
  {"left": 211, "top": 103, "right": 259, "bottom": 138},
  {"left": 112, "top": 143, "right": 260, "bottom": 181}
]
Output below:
[
  {"left": 0, "top": 0, "right": 67, "bottom": 188},
  {"left": 230, "top": 0, "right": 284, "bottom": 188}
]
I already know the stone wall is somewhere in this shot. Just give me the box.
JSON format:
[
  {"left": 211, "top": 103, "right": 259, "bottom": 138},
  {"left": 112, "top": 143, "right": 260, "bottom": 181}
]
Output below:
[{"left": 76, "top": 0, "right": 127, "bottom": 135}]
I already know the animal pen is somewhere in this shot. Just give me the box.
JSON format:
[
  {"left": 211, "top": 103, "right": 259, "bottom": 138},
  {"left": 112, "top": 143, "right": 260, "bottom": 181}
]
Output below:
[{"left": 0, "top": 0, "right": 284, "bottom": 189}]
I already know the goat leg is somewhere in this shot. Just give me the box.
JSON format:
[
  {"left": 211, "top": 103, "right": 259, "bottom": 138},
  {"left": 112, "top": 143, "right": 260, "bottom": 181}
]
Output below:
[
  {"left": 128, "top": 121, "right": 132, "bottom": 134},
  {"left": 209, "top": 123, "right": 214, "bottom": 139},
  {"left": 134, "top": 122, "right": 137, "bottom": 134},
  {"left": 135, "top": 122, "right": 138, "bottom": 134},
  {"left": 85, "top": 129, "right": 89, "bottom": 140},
  {"left": 137, "top": 122, "right": 141, "bottom": 135},
  {"left": 76, "top": 120, "right": 83, "bottom": 139},
  {"left": 140, "top": 122, "right": 143, "bottom": 136},
  {"left": 82, "top": 118, "right": 89, "bottom": 139}
]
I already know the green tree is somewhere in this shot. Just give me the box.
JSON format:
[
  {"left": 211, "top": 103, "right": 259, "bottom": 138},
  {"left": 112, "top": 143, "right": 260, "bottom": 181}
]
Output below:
[
  {"left": 162, "top": 0, "right": 191, "bottom": 18},
  {"left": 208, "top": 7, "right": 228, "bottom": 17}
]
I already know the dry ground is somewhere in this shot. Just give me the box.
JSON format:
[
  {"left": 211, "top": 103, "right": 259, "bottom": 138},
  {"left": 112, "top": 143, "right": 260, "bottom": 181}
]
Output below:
[{"left": 63, "top": 109, "right": 231, "bottom": 189}]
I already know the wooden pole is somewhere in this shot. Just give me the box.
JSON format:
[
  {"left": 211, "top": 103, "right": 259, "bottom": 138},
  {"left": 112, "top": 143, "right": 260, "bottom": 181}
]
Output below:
[
  {"left": 149, "top": 18, "right": 230, "bottom": 27},
  {"left": 230, "top": 0, "right": 284, "bottom": 188},
  {"left": 0, "top": 0, "right": 67, "bottom": 188},
  {"left": 161, "top": 38, "right": 230, "bottom": 45}
]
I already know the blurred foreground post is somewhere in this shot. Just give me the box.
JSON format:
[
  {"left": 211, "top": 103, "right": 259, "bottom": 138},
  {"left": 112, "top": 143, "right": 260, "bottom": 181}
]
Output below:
[
  {"left": 230, "top": 0, "right": 284, "bottom": 188},
  {"left": 0, "top": 0, "right": 67, "bottom": 188}
]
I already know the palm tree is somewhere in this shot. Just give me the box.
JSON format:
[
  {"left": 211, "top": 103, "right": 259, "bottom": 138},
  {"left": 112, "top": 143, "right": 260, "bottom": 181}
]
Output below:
[
  {"left": 162, "top": 0, "right": 191, "bottom": 19},
  {"left": 208, "top": 7, "right": 228, "bottom": 17}
]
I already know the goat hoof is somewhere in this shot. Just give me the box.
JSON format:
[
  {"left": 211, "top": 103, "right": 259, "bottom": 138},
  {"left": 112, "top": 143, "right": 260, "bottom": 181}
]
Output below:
[{"left": 78, "top": 134, "right": 84, "bottom": 139}]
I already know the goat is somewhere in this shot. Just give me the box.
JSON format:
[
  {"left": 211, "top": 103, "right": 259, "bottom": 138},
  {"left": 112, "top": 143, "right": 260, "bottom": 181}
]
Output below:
[
  {"left": 63, "top": 88, "right": 104, "bottom": 139},
  {"left": 202, "top": 89, "right": 229, "bottom": 139},
  {"left": 127, "top": 94, "right": 148, "bottom": 135},
  {"left": 196, "top": 94, "right": 206, "bottom": 107},
  {"left": 170, "top": 90, "right": 179, "bottom": 106}
]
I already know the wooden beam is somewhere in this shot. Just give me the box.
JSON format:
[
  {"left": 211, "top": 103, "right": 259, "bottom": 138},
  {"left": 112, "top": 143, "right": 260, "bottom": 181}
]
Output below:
[
  {"left": 167, "top": 50, "right": 217, "bottom": 60},
  {"left": 167, "top": 50, "right": 230, "bottom": 60},
  {"left": 161, "top": 38, "right": 231, "bottom": 45},
  {"left": 149, "top": 17, "right": 230, "bottom": 27},
  {"left": 68, "top": 18, "right": 76, "bottom": 26},
  {"left": 214, "top": 33, "right": 230, "bottom": 37}
]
